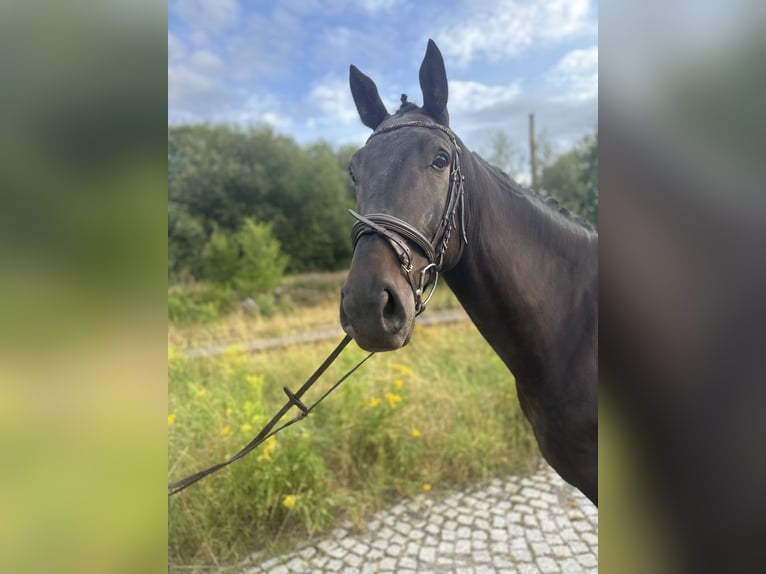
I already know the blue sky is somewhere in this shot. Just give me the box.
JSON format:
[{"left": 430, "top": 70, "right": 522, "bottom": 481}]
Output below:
[{"left": 168, "top": 0, "right": 598, "bottom": 175}]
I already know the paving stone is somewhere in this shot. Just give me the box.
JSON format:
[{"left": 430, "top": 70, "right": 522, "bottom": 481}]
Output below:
[
  {"left": 418, "top": 546, "right": 436, "bottom": 562},
  {"left": 511, "top": 548, "right": 533, "bottom": 562},
  {"left": 537, "top": 556, "right": 560, "bottom": 573},
  {"left": 385, "top": 543, "right": 401, "bottom": 557},
  {"left": 560, "top": 557, "right": 586, "bottom": 574},
  {"left": 239, "top": 462, "right": 597, "bottom": 573},
  {"left": 472, "top": 529, "right": 488, "bottom": 541},
  {"left": 284, "top": 557, "right": 306, "bottom": 571}
]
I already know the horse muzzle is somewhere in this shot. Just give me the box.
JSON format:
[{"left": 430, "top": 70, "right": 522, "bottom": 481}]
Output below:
[{"left": 340, "top": 237, "right": 417, "bottom": 352}]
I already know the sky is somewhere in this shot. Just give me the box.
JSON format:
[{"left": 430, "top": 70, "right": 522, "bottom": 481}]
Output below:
[{"left": 168, "top": 0, "right": 598, "bottom": 172}]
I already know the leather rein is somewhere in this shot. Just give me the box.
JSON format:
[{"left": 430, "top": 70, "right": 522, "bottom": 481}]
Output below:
[
  {"left": 349, "top": 120, "right": 468, "bottom": 315},
  {"left": 168, "top": 336, "right": 374, "bottom": 496}
]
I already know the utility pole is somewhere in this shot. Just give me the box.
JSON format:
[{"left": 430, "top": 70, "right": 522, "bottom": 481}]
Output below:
[{"left": 529, "top": 113, "right": 538, "bottom": 189}]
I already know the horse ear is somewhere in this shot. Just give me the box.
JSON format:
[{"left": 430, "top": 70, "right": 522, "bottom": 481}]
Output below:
[
  {"left": 349, "top": 64, "right": 389, "bottom": 130},
  {"left": 419, "top": 39, "right": 449, "bottom": 125}
]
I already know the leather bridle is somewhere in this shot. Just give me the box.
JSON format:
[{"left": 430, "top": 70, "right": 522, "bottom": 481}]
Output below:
[{"left": 349, "top": 120, "right": 468, "bottom": 314}]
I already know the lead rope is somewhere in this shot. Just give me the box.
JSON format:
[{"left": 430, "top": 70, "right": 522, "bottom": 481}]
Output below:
[{"left": 168, "top": 335, "right": 374, "bottom": 496}]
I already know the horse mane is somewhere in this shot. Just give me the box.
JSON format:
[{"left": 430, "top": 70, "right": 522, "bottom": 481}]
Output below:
[{"left": 473, "top": 152, "right": 597, "bottom": 234}]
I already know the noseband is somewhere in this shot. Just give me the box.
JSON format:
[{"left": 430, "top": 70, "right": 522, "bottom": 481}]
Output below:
[{"left": 349, "top": 120, "right": 468, "bottom": 314}]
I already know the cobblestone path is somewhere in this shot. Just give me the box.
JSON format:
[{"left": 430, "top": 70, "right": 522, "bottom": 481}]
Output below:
[{"left": 241, "top": 463, "right": 597, "bottom": 573}]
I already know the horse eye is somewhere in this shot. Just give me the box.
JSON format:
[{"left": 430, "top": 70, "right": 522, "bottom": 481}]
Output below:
[
  {"left": 348, "top": 168, "right": 356, "bottom": 183},
  {"left": 431, "top": 152, "right": 450, "bottom": 170}
]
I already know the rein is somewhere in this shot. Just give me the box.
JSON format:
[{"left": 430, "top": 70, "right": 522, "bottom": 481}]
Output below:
[
  {"left": 349, "top": 120, "right": 468, "bottom": 315},
  {"left": 168, "top": 335, "right": 374, "bottom": 496}
]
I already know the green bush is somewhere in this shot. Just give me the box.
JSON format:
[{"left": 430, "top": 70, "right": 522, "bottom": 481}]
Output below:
[
  {"left": 234, "top": 219, "right": 288, "bottom": 297},
  {"left": 201, "top": 218, "right": 288, "bottom": 298},
  {"left": 202, "top": 226, "right": 239, "bottom": 288},
  {"left": 167, "top": 284, "right": 236, "bottom": 325}
]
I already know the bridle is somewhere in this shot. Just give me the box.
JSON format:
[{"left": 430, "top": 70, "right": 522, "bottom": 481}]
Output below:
[{"left": 349, "top": 120, "right": 468, "bottom": 315}]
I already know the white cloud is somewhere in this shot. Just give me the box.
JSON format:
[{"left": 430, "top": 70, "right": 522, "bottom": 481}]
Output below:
[
  {"left": 168, "top": 49, "right": 225, "bottom": 107},
  {"left": 449, "top": 80, "right": 522, "bottom": 113},
  {"left": 171, "top": 0, "right": 239, "bottom": 44},
  {"left": 168, "top": 66, "right": 218, "bottom": 104},
  {"left": 359, "top": 0, "right": 401, "bottom": 12},
  {"left": 168, "top": 33, "right": 185, "bottom": 62},
  {"left": 436, "top": 0, "right": 595, "bottom": 65},
  {"left": 547, "top": 46, "right": 598, "bottom": 103},
  {"left": 189, "top": 50, "right": 224, "bottom": 74},
  {"left": 219, "top": 95, "right": 294, "bottom": 130},
  {"left": 307, "top": 77, "right": 359, "bottom": 126}
]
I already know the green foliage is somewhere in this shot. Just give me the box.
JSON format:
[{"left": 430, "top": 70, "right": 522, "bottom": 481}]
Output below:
[
  {"left": 200, "top": 217, "right": 288, "bottom": 300},
  {"left": 168, "top": 125, "right": 356, "bottom": 281},
  {"left": 168, "top": 205, "right": 206, "bottom": 281},
  {"left": 201, "top": 226, "right": 239, "bottom": 288},
  {"left": 167, "top": 284, "right": 236, "bottom": 325},
  {"left": 539, "top": 130, "right": 598, "bottom": 227},
  {"left": 233, "top": 219, "right": 288, "bottom": 297}
]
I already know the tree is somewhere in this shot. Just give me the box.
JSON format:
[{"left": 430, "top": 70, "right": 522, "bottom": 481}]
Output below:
[
  {"left": 168, "top": 125, "right": 356, "bottom": 280},
  {"left": 539, "top": 130, "right": 598, "bottom": 227},
  {"left": 200, "top": 219, "right": 288, "bottom": 296},
  {"left": 234, "top": 219, "right": 288, "bottom": 297},
  {"left": 201, "top": 225, "right": 239, "bottom": 287},
  {"left": 485, "top": 132, "right": 525, "bottom": 179},
  {"left": 168, "top": 204, "right": 206, "bottom": 280}
]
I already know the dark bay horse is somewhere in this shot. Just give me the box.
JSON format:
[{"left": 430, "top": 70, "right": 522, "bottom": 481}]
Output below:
[{"left": 340, "top": 40, "right": 598, "bottom": 505}]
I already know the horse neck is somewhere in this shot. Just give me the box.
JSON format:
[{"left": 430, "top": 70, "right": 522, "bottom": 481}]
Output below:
[{"left": 444, "top": 152, "right": 598, "bottom": 386}]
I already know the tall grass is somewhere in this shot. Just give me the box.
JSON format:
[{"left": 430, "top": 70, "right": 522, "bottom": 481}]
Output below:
[
  {"left": 168, "top": 320, "right": 538, "bottom": 569},
  {"left": 167, "top": 272, "right": 464, "bottom": 350}
]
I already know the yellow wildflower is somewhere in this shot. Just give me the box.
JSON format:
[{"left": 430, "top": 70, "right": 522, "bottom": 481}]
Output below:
[
  {"left": 423, "top": 483, "right": 432, "bottom": 492},
  {"left": 167, "top": 347, "right": 176, "bottom": 361},
  {"left": 195, "top": 388, "right": 207, "bottom": 398},
  {"left": 391, "top": 363, "right": 413, "bottom": 377},
  {"left": 220, "top": 425, "right": 231, "bottom": 436},
  {"left": 258, "top": 436, "right": 278, "bottom": 461},
  {"left": 225, "top": 407, "right": 233, "bottom": 417},
  {"left": 393, "top": 379, "right": 403, "bottom": 390},
  {"left": 282, "top": 494, "right": 297, "bottom": 510},
  {"left": 240, "top": 423, "right": 252, "bottom": 433},
  {"left": 411, "top": 428, "right": 421, "bottom": 438},
  {"left": 224, "top": 344, "right": 245, "bottom": 356},
  {"left": 368, "top": 396, "right": 381, "bottom": 408},
  {"left": 384, "top": 392, "right": 402, "bottom": 409},
  {"left": 246, "top": 374, "right": 264, "bottom": 390},
  {"left": 167, "top": 414, "right": 176, "bottom": 426}
]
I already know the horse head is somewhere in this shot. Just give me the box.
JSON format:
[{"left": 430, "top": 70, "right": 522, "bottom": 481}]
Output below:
[{"left": 340, "top": 40, "right": 466, "bottom": 352}]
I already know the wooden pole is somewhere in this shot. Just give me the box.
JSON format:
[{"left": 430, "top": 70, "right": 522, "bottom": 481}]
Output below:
[{"left": 529, "top": 113, "right": 538, "bottom": 189}]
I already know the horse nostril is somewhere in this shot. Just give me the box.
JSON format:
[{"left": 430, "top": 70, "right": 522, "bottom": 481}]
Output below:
[{"left": 381, "top": 288, "right": 405, "bottom": 332}]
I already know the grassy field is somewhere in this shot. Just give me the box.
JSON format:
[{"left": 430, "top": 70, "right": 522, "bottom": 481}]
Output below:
[
  {"left": 168, "top": 272, "right": 464, "bottom": 350},
  {"left": 168, "top": 306, "right": 539, "bottom": 570}
]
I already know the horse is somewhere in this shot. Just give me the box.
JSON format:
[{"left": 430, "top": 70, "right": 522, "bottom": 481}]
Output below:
[{"left": 339, "top": 40, "right": 598, "bottom": 505}]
